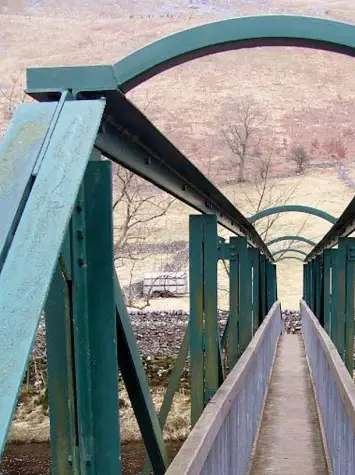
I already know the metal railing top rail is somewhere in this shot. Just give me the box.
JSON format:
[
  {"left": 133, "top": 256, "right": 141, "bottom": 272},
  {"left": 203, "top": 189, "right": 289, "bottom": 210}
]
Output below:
[
  {"left": 165, "top": 300, "right": 281, "bottom": 475},
  {"left": 305, "top": 196, "right": 355, "bottom": 262},
  {"left": 301, "top": 300, "right": 355, "bottom": 426}
]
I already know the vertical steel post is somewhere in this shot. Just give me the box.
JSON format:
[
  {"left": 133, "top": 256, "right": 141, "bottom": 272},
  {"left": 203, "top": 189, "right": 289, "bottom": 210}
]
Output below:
[
  {"left": 189, "top": 214, "right": 221, "bottom": 421},
  {"left": 45, "top": 256, "right": 79, "bottom": 475},
  {"left": 303, "top": 262, "right": 309, "bottom": 302},
  {"left": 70, "top": 159, "right": 121, "bottom": 474},
  {"left": 259, "top": 254, "right": 267, "bottom": 320},
  {"left": 310, "top": 259, "right": 316, "bottom": 312},
  {"left": 203, "top": 215, "right": 220, "bottom": 404},
  {"left": 266, "top": 260, "right": 276, "bottom": 312},
  {"left": 323, "top": 250, "right": 332, "bottom": 335},
  {"left": 315, "top": 255, "right": 324, "bottom": 324},
  {"left": 189, "top": 215, "right": 204, "bottom": 426},
  {"left": 227, "top": 236, "right": 239, "bottom": 370},
  {"left": 331, "top": 250, "right": 338, "bottom": 342},
  {"left": 272, "top": 263, "right": 277, "bottom": 302},
  {"left": 238, "top": 237, "right": 252, "bottom": 355},
  {"left": 115, "top": 275, "right": 168, "bottom": 474},
  {"left": 344, "top": 239, "right": 355, "bottom": 375},
  {"left": 250, "top": 248, "right": 260, "bottom": 335},
  {"left": 334, "top": 240, "right": 346, "bottom": 360}
]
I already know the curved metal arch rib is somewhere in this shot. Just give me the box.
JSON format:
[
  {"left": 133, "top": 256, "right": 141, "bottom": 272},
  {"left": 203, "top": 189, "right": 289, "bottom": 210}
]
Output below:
[
  {"left": 249, "top": 205, "right": 336, "bottom": 224},
  {"left": 276, "top": 256, "right": 304, "bottom": 263},
  {"left": 273, "top": 248, "right": 308, "bottom": 257},
  {"left": 114, "top": 15, "right": 355, "bottom": 92},
  {"left": 266, "top": 235, "right": 316, "bottom": 247}
]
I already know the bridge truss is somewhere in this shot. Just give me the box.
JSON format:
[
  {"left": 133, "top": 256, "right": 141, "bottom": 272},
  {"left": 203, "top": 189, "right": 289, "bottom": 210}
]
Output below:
[{"left": 1, "top": 13, "right": 355, "bottom": 475}]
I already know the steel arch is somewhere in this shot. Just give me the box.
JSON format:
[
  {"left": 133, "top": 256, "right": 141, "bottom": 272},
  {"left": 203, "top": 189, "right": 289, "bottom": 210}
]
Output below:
[
  {"left": 266, "top": 235, "right": 316, "bottom": 247},
  {"left": 114, "top": 16, "right": 355, "bottom": 91},
  {"left": 273, "top": 248, "right": 308, "bottom": 258},
  {"left": 249, "top": 205, "right": 336, "bottom": 224},
  {"left": 27, "top": 16, "right": 355, "bottom": 94},
  {"left": 276, "top": 256, "right": 304, "bottom": 263}
]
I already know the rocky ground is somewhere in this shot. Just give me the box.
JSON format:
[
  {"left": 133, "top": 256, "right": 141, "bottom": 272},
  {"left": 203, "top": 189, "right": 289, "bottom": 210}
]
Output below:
[
  {"left": 282, "top": 309, "right": 302, "bottom": 334},
  {"left": 130, "top": 309, "right": 228, "bottom": 358},
  {"left": 32, "top": 308, "right": 301, "bottom": 378}
]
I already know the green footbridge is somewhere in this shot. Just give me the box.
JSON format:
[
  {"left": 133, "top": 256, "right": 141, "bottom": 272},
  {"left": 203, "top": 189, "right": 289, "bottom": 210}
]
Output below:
[{"left": 1, "top": 14, "right": 355, "bottom": 475}]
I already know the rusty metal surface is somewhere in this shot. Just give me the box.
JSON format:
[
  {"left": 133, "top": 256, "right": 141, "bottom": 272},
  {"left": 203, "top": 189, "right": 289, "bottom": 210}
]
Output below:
[
  {"left": 249, "top": 334, "right": 329, "bottom": 475},
  {"left": 166, "top": 301, "right": 281, "bottom": 475},
  {"left": 302, "top": 301, "right": 355, "bottom": 475}
]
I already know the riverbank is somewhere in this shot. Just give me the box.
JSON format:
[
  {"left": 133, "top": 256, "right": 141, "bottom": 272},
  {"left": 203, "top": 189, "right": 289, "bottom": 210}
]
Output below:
[
  {"left": 1, "top": 440, "right": 184, "bottom": 474},
  {"left": 7, "top": 386, "right": 190, "bottom": 445}
]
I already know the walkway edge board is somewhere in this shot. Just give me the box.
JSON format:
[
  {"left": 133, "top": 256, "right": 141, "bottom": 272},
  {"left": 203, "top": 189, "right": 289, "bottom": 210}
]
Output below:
[{"left": 165, "top": 301, "right": 281, "bottom": 475}]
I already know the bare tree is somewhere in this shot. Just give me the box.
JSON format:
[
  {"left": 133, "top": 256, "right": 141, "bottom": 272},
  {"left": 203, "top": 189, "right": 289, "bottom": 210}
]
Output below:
[
  {"left": 112, "top": 164, "right": 176, "bottom": 307},
  {"left": 289, "top": 145, "right": 310, "bottom": 174},
  {"left": 232, "top": 138, "right": 300, "bottom": 241},
  {"left": 222, "top": 97, "right": 266, "bottom": 182},
  {"left": 112, "top": 165, "right": 175, "bottom": 263},
  {"left": 325, "top": 137, "right": 348, "bottom": 161},
  {"left": 0, "top": 75, "right": 30, "bottom": 120}
]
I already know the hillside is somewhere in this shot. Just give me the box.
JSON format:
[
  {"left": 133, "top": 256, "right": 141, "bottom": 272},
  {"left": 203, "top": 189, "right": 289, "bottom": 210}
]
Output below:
[{"left": 1, "top": 0, "right": 355, "bottom": 307}]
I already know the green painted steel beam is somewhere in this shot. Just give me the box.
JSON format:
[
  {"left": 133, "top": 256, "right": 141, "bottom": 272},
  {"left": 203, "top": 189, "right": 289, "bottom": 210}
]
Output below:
[
  {"left": 93, "top": 104, "right": 274, "bottom": 260},
  {"left": 266, "top": 235, "right": 316, "bottom": 247},
  {"left": 203, "top": 215, "right": 221, "bottom": 404},
  {"left": 69, "top": 160, "right": 121, "bottom": 474},
  {"left": 249, "top": 205, "right": 336, "bottom": 224},
  {"left": 0, "top": 99, "right": 105, "bottom": 456},
  {"left": 238, "top": 237, "right": 252, "bottom": 355},
  {"left": 306, "top": 195, "right": 355, "bottom": 261},
  {"left": 0, "top": 102, "right": 57, "bottom": 271},
  {"left": 323, "top": 250, "right": 333, "bottom": 335},
  {"left": 226, "top": 237, "right": 239, "bottom": 370},
  {"left": 259, "top": 255, "right": 267, "bottom": 320},
  {"left": 142, "top": 325, "right": 190, "bottom": 473},
  {"left": 45, "top": 262, "right": 78, "bottom": 474},
  {"left": 250, "top": 248, "right": 260, "bottom": 335},
  {"left": 26, "top": 16, "right": 355, "bottom": 94},
  {"left": 272, "top": 248, "right": 308, "bottom": 258},
  {"left": 114, "top": 274, "right": 168, "bottom": 473},
  {"left": 334, "top": 240, "right": 346, "bottom": 360},
  {"left": 344, "top": 252, "right": 355, "bottom": 374},
  {"left": 189, "top": 215, "right": 205, "bottom": 426}
]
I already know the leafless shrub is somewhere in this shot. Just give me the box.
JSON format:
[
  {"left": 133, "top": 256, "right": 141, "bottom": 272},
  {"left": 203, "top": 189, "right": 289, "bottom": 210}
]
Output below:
[
  {"left": 0, "top": 75, "right": 30, "bottom": 120},
  {"left": 325, "top": 137, "right": 347, "bottom": 160},
  {"left": 289, "top": 145, "right": 311, "bottom": 174}
]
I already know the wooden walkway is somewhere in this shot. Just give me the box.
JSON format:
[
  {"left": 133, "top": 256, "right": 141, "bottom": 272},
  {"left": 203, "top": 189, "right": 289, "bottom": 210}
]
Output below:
[{"left": 249, "top": 334, "right": 329, "bottom": 475}]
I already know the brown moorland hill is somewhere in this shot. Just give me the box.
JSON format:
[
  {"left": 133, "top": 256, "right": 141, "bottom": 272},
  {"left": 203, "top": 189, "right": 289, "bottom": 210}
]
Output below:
[
  {"left": 2, "top": 1, "right": 355, "bottom": 182},
  {"left": 2, "top": 1, "right": 355, "bottom": 307}
]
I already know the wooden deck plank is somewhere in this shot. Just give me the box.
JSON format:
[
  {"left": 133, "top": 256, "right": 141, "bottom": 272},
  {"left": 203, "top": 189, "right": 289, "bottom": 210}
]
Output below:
[{"left": 249, "top": 334, "right": 329, "bottom": 475}]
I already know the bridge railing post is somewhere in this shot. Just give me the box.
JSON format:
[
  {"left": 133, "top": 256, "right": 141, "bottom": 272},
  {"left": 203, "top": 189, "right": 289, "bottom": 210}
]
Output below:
[
  {"left": 250, "top": 248, "right": 260, "bottom": 336},
  {"left": 259, "top": 254, "right": 267, "bottom": 320},
  {"left": 340, "top": 238, "right": 355, "bottom": 374},
  {"left": 226, "top": 236, "right": 239, "bottom": 371},
  {"left": 323, "top": 249, "right": 336, "bottom": 336},
  {"left": 45, "top": 158, "right": 121, "bottom": 475},
  {"left": 189, "top": 217, "right": 267, "bottom": 424},
  {"left": 238, "top": 237, "right": 253, "bottom": 356},
  {"left": 189, "top": 215, "right": 221, "bottom": 425},
  {"left": 203, "top": 215, "right": 221, "bottom": 404}
]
